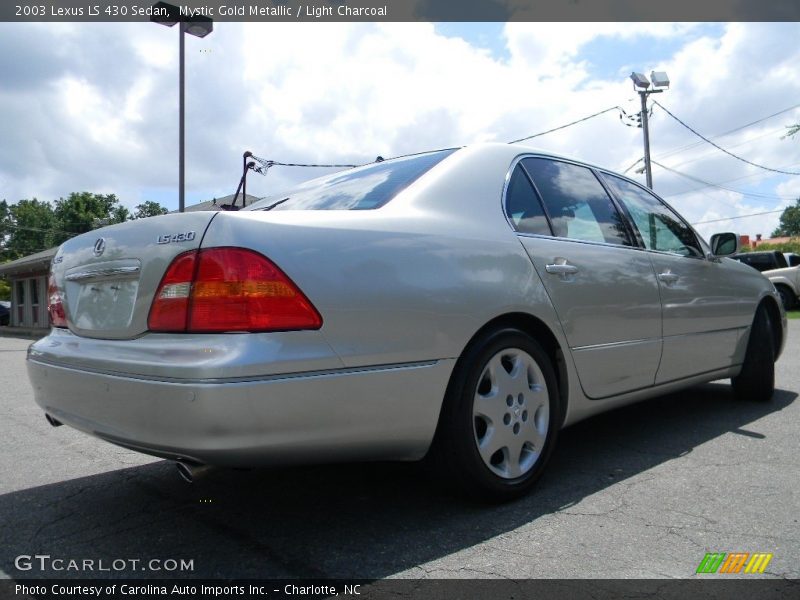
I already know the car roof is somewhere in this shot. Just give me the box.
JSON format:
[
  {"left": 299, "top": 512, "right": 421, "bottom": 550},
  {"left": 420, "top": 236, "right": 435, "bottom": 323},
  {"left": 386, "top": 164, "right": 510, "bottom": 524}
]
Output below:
[{"left": 457, "top": 142, "right": 617, "bottom": 173}]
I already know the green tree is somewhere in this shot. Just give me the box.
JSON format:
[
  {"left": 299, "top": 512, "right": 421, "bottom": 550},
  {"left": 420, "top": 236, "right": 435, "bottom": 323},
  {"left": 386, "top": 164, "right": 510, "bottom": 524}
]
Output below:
[
  {"left": 51, "top": 192, "right": 127, "bottom": 245},
  {"left": 772, "top": 198, "right": 800, "bottom": 237},
  {"left": 0, "top": 278, "right": 10, "bottom": 301},
  {"left": 1, "top": 193, "right": 136, "bottom": 261},
  {"left": 785, "top": 124, "right": 800, "bottom": 139},
  {"left": 110, "top": 205, "right": 131, "bottom": 223},
  {"left": 133, "top": 200, "right": 169, "bottom": 219},
  {"left": 6, "top": 198, "right": 57, "bottom": 259},
  {"left": 0, "top": 200, "right": 11, "bottom": 261}
]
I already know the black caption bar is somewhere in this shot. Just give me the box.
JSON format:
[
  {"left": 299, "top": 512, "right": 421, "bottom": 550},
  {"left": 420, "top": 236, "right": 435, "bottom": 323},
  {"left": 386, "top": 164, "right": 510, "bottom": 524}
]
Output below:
[
  {"left": 4, "top": 580, "right": 800, "bottom": 600},
  {"left": 2, "top": 0, "right": 800, "bottom": 22}
]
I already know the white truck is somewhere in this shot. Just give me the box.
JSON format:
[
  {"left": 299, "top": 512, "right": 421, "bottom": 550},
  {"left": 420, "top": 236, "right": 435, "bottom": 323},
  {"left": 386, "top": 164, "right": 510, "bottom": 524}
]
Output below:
[{"left": 764, "top": 264, "right": 800, "bottom": 310}]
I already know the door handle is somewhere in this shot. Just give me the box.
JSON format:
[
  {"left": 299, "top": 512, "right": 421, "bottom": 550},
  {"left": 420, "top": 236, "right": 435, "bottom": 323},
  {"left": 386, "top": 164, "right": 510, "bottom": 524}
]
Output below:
[
  {"left": 545, "top": 258, "right": 579, "bottom": 281},
  {"left": 545, "top": 264, "right": 579, "bottom": 275},
  {"left": 658, "top": 272, "right": 679, "bottom": 284}
]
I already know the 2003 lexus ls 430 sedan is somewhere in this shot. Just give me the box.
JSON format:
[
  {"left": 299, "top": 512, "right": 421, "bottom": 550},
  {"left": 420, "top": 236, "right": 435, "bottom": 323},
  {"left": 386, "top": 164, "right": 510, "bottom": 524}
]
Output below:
[{"left": 27, "top": 144, "right": 786, "bottom": 499}]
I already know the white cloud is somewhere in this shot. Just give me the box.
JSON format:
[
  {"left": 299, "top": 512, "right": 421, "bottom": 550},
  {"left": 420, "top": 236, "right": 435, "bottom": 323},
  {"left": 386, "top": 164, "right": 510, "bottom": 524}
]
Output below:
[{"left": 1, "top": 21, "right": 799, "bottom": 240}]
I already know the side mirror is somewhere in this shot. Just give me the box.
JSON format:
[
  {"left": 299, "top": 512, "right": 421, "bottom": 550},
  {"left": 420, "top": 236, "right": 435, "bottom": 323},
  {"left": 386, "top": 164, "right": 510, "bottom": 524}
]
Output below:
[{"left": 709, "top": 232, "right": 740, "bottom": 257}]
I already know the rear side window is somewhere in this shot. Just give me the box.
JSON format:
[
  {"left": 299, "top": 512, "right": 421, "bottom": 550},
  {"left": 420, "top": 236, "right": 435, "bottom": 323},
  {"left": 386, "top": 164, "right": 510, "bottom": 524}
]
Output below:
[
  {"left": 247, "top": 149, "right": 456, "bottom": 211},
  {"left": 734, "top": 255, "right": 768, "bottom": 271},
  {"left": 521, "top": 158, "right": 632, "bottom": 246},
  {"left": 735, "top": 253, "right": 785, "bottom": 272},
  {"left": 602, "top": 173, "right": 704, "bottom": 258},
  {"left": 504, "top": 164, "right": 552, "bottom": 236}
]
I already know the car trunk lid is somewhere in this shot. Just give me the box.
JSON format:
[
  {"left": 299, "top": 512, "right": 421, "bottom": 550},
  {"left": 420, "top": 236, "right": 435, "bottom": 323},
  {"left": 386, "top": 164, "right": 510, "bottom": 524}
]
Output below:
[{"left": 51, "top": 212, "right": 218, "bottom": 339}]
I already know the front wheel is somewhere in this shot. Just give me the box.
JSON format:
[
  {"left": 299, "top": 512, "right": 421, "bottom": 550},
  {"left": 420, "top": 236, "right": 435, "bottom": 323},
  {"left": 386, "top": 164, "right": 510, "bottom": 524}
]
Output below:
[
  {"left": 431, "top": 328, "right": 560, "bottom": 501},
  {"left": 731, "top": 306, "right": 775, "bottom": 403}
]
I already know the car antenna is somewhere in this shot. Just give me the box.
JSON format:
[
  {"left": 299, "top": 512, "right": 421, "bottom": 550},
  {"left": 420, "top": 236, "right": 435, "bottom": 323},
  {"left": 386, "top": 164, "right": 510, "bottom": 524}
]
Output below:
[
  {"left": 223, "top": 151, "right": 258, "bottom": 211},
  {"left": 223, "top": 151, "right": 363, "bottom": 211}
]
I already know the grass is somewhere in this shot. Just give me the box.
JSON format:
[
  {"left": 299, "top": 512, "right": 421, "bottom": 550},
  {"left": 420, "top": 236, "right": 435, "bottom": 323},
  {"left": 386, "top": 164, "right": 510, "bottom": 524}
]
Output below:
[{"left": 787, "top": 310, "right": 800, "bottom": 320}]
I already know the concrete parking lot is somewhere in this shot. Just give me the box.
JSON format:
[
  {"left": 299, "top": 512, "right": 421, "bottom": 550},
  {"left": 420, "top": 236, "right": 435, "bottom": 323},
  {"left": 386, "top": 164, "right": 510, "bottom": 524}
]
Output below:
[{"left": 0, "top": 324, "right": 798, "bottom": 580}]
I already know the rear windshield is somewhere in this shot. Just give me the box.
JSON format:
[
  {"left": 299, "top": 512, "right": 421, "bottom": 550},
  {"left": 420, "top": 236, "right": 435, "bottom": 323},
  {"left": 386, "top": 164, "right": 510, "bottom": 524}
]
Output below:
[{"left": 246, "top": 149, "right": 457, "bottom": 211}]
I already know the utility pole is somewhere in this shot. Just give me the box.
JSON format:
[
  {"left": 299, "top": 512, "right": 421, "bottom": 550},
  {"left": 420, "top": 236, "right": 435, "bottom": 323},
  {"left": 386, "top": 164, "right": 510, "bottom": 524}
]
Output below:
[
  {"left": 179, "top": 27, "right": 185, "bottom": 213},
  {"left": 630, "top": 71, "right": 670, "bottom": 190},
  {"left": 151, "top": 2, "right": 214, "bottom": 212},
  {"left": 639, "top": 89, "right": 653, "bottom": 189}
]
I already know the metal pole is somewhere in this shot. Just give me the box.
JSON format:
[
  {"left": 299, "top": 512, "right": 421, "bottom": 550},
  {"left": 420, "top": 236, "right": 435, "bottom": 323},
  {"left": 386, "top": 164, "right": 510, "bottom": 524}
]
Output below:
[
  {"left": 640, "top": 90, "right": 653, "bottom": 189},
  {"left": 242, "top": 152, "right": 247, "bottom": 207},
  {"left": 179, "top": 26, "right": 185, "bottom": 213}
]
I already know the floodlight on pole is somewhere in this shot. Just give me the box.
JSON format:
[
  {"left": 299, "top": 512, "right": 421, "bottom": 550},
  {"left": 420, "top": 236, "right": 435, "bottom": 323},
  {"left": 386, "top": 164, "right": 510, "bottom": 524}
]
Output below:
[
  {"left": 629, "top": 70, "right": 669, "bottom": 190},
  {"left": 630, "top": 72, "right": 650, "bottom": 90},
  {"left": 151, "top": 2, "right": 213, "bottom": 213},
  {"left": 650, "top": 71, "right": 670, "bottom": 89}
]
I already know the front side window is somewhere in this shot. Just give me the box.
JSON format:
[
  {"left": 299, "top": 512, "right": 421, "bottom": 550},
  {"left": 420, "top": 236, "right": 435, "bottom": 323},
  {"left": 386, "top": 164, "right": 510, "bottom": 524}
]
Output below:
[
  {"left": 246, "top": 149, "right": 457, "bottom": 211},
  {"left": 521, "top": 158, "right": 632, "bottom": 246},
  {"left": 602, "top": 173, "right": 704, "bottom": 258}
]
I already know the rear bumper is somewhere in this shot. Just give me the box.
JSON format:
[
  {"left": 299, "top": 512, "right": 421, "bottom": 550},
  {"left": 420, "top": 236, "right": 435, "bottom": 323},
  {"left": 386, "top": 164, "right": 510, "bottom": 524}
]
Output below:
[{"left": 26, "top": 335, "right": 455, "bottom": 466}]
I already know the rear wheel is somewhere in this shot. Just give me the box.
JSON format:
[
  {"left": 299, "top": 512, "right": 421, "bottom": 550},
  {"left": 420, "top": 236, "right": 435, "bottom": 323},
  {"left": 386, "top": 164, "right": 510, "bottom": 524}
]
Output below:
[
  {"left": 432, "top": 328, "right": 560, "bottom": 501},
  {"left": 731, "top": 306, "right": 775, "bottom": 403}
]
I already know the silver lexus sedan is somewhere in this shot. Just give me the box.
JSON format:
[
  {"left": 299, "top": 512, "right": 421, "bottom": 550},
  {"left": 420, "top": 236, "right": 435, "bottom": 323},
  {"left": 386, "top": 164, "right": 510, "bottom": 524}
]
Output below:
[{"left": 27, "top": 143, "right": 786, "bottom": 500}]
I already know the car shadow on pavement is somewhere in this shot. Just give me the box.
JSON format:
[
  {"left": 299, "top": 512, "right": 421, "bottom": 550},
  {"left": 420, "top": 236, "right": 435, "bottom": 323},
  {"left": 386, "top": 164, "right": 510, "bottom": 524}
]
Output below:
[{"left": 0, "top": 383, "right": 795, "bottom": 579}]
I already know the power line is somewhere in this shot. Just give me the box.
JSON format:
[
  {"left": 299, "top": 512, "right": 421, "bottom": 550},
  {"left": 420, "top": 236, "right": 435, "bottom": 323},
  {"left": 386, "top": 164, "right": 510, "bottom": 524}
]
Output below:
[
  {"left": 653, "top": 100, "right": 800, "bottom": 176},
  {"left": 651, "top": 160, "right": 796, "bottom": 202},
  {"left": 624, "top": 106, "right": 799, "bottom": 173},
  {"left": 508, "top": 106, "right": 623, "bottom": 144},
  {"left": 662, "top": 160, "right": 800, "bottom": 199},
  {"left": 654, "top": 102, "right": 800, "bottom": 161},
  {"left": 664, "top": 126, "right": 788, "bottom": 171},
  {"left": 623, "top": 157, "right": 644, "bottom": 174},
  {"left": 691, "top": 209, "right": 786, "bottom": 225}
]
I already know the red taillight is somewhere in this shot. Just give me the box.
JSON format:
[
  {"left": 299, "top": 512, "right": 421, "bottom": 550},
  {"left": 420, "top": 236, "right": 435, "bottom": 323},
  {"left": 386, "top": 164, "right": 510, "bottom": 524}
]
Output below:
[
  {"left": 148, "top": 248, "right": 322, "bottom": 333},
  {"left": 147, "top": 251, "right": 197, "bottom": 332},
  {"left": 47, "top": 272, "right": 67, "bottom": 328}
]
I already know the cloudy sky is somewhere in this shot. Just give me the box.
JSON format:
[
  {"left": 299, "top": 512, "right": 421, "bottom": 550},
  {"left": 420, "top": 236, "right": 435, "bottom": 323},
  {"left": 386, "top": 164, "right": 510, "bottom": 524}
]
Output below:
[{"left": 1, "top": 21, "right": 799, "bottom": 239}]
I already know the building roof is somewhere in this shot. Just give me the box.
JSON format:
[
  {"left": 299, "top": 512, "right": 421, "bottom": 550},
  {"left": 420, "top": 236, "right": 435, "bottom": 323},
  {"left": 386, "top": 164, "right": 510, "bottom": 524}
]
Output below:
[
  {"left": 0, "top": 247, "right": 57, "bottom": 277},
  {"left": 180, "top": 193, "right": 261, "bottom": 212},
  {"left": 753, "top": 236, "right": 797, "bottom": 247}
]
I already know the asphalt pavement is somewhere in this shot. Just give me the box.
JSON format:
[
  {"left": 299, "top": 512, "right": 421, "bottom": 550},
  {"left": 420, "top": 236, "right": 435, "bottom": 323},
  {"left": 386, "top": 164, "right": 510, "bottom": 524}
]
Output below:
[{"left": 0, "top": 324, "right": 798, "bottom": 580}]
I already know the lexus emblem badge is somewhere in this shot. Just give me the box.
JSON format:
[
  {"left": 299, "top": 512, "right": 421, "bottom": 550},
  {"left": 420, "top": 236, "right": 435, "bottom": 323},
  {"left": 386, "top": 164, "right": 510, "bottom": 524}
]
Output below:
[{"left": 93, "top": 238, "right": 106, "bottom": 257}]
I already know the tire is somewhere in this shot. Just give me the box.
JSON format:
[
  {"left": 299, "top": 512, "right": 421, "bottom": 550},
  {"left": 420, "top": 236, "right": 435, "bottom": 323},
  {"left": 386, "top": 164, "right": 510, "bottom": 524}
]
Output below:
[
  {"left": 431, "top": 328, "right": 560, "bottom": 501},
  {"left": 731, "top": 306, "right": 775, "bottom": 403},
  {"left": 775, "top": 285, "right": 796, "bottom": 311}
]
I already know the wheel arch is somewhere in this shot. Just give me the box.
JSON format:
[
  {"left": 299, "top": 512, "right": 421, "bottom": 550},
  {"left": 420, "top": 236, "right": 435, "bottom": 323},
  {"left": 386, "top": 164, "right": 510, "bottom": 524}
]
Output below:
[
  {"left": 425, "top": 311, "right": 568, "bottom": 496},
  {"left": 759, "top": 295, "right": 784, "bottom": 360},
  {"left": 772, "top": 282, "right": 796, "bottom": 309},
  {"left": 440, "top": 312, "right": 569, "bottom": 431}
]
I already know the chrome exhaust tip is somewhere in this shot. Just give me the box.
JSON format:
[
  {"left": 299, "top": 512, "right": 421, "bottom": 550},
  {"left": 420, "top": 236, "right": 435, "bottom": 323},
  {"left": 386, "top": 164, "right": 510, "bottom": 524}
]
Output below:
[
  {"left": 45, "top": 414, "right": 63, "bottom": 427},
  {"left": 175, "top": 460, "right": 213, "bottom": 483}
]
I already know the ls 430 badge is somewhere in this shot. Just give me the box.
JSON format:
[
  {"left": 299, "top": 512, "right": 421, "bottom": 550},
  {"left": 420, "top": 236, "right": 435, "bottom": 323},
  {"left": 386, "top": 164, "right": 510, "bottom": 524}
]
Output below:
[{"left": 157, "top": 231, "right": 196, "bottom": 245}]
